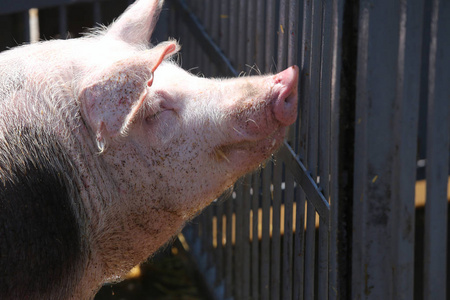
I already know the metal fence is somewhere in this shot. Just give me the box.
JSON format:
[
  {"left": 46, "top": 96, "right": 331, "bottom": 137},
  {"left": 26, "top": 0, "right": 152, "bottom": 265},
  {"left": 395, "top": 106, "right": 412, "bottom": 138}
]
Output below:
[
  {"left": 1, "top": 0, "right": 449, "bottom": 299},
  {"left": 164, "top": 0, "right": 450, "bottom": 299},
  {"left": 167, "top": 0, "right": 345, "bottom": 299}
]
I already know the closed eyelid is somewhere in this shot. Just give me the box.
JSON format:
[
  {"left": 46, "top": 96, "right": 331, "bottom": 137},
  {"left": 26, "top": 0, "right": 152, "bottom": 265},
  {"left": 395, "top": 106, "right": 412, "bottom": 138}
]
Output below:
[{"left": 153, "top": 90, "right": 172, "bottom": 100}]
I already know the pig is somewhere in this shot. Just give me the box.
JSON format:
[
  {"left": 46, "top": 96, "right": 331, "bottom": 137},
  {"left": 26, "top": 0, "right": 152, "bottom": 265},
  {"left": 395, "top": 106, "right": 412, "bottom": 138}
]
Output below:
[{"left": 0, "top": 0, "right": 298, "bottom": 299}]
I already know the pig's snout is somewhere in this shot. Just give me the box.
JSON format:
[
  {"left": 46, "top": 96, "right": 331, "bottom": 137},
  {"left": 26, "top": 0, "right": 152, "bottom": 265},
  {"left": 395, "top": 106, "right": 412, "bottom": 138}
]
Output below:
[{"left": 272, "top": 65, "right": 299, "bottom": 126}]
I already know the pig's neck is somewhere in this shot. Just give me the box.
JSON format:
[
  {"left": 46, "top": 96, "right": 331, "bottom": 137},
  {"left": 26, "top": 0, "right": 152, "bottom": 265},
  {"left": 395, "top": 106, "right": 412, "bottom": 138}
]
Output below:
[
  {"left": 65, "top": 119, "right": 120, "bottom": 291},
  {"left": 71, "top": 120, "right": 186, "bottom": 285},
  {"left": 69, "top": 119, "right": 117, "bottom": 226}
]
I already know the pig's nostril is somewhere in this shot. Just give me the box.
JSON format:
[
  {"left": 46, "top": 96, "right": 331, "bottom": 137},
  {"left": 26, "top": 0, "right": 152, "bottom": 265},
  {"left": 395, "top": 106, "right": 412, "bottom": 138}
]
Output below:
[
  {"left": 273, "top": 84, "right": 298, "bottom": 126},
  {"left": 270, "top": 66, "right": 299, "bottom": 126}
]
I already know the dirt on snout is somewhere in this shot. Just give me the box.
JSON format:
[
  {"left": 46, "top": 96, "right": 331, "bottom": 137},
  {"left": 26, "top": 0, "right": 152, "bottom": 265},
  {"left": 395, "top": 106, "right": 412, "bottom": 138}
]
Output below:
[{"left": 94, "top": 240, "right": 210, "bottom": 300}]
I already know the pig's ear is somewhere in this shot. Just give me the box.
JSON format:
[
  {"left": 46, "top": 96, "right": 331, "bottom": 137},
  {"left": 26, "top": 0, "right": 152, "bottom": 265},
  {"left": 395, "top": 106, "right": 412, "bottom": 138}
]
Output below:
[
  {"left": 146, "top": 41, "right": 180, "bottom": 72},
  {"left": 79, "top": 41, "right": 179, "bottom": 152},
  {"left": 106, "top": 0, "right": 164, "bottom": 44}
]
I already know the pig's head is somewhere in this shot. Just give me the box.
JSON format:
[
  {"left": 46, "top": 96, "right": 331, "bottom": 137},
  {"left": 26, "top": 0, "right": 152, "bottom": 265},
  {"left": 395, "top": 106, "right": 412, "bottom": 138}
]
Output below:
[{"left": 74, "top": 0, "right": 299, "bottom": 271}]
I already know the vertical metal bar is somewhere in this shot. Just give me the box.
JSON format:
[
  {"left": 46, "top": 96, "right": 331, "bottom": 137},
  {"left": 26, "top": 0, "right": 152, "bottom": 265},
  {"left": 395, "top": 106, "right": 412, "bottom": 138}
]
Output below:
[
  {"left": 276, "top": 1, "right": 295, "bottom": 299},
  {"left": 329, "top": 0, "right": 345, "bottom": 299},
  {"left": 190, "top": 216, "right": 200, "bottom": 260},
  {"left": 191, "top": 0, "right": 202, "bottom": 74},
  {"left": 93, "top": 1, "right": 102, "bottom": 25},
  {"left": 255, "top": 0, "right": 266, "bottom": 71},
  {"left": 318, "top": 0, "right": 332, "bottom": 299},
  {"left": 423, "top": 0, "right": 450, "bottom": 298},
  {"left": 283, "top": 5, "right": 299, "bottom": 296},
  {"left": 194, "top": 0, "right": 203, "bottom": 23},
  {"left": 211, "top": 0, "right": 220, "bottom": 42},
  {"left": 295, "top": 0, "right": 312, "bottom": 298},
  {"left": 299, "top": 0, "right": 312, "bottom": 159},
  {"left": 417, "top": 0, "right": 432, "bottom": 173},
  {"left": 210, "top": 0, "right": 219, "bottom": 78},
  {"left": 246, "top": 0, "right": 257, "bottom": 73},
  {"left": 58, "top": 5, "right": 68, "bottom": 39},
  {"left": 271, "top": 162, "right": 282, "bottom": 299},
  {"left": 261, "top": 163, "right": 272, "bottom": 300},
  {"left": 190, "top": 0, "right": 196, "bottom": 16},
  {"left": 317, "top": 174, "right": 330, "bottom": 300},
  {"left": 23, "top": 10, "right": 31, "bottom": 43},
  {"left": 261, "top": 1, "right": 276, "bottom": 298},
  {"left": 201, "top": 210, "right": 208, "bottom": 269},
  {"left": 215, "top": 201, "right": 224, "bottom": 286},
  {"left": 219, "top": 0, "right": 229, "bottom": 55},
  {"left": 197, "top": 36, "right": 204, "bottom": 76},
  {"left": 283, "top": 171, "right": 295, "bottom": 300},
  {"left": 390, "top": 0, "right": 424, "bottom": 298},
  {"left": 294, "top": 191, "right": 306, "bottom": 300},
  {"left": 270, "top": 2, "right": 288, "bottom": 297},
  {"left": 228, "top": 0, "right": 237, "bottom": 66},
  {"left": 206, "top": 207, "right": 214, "bottom": 273},
  {"left": 225, "top": 193, "right": 234, "bottom": 298},
  {"left": 204, "top": 0, "right": 211, "bottom": 31},
  {"left": 251, "top": 173, "right": 260, "bottom": 299},
  {"left": 187, "top": 22, "right": 195, "bottom": 72},
  {"left": 234, "top": 184, "right": 243, "bottom": 299},
  {"left": 304, "top": 206, "right": 316, "bottom": 300},
  {"left": 242, "top": 176, "right": 251, "bottom": 299},
  {"left": 277, "top": 0, "right": 288, "bottom": 72},
  {"left": 202, "top": 0, "right": 211, "bottom": 76},
  {"left": 182, "top": 16, "right": 192, "bottom": 71},
  {"left": 352, "top": 0, "right": 401, "bottom": 298},
  {"left": 287, "top": 0, "right": 300, "bottom": 70},
  {"left": 236, "top": 0, "right": 247, "bottom": 72},
  {"left": 304, "top": 0, "right": 323, "bottom": 298},
  {"left": 265, "top": 0, "right": 276, "bottom": 72},
  {"left": 170, "top": 0, "right": 180, "bottom": 43},
  {"left": 319, "top": 0, "right": 332, "bottom": 221}
]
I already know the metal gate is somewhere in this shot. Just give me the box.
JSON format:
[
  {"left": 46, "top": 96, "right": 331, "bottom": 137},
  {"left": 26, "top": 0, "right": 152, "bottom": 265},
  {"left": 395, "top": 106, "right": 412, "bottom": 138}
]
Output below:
[
  {"left": 164, "top": 0, "right": 345, "bottom": 299},
  {"left": 1, "top": 0, "right": 449, "bottom": 299}
]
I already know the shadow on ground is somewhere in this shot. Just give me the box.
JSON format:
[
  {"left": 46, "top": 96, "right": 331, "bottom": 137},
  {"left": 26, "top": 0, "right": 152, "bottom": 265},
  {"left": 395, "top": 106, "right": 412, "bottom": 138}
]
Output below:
[{"left": 94, "top": 240, "right": 209, "bottom": 300}]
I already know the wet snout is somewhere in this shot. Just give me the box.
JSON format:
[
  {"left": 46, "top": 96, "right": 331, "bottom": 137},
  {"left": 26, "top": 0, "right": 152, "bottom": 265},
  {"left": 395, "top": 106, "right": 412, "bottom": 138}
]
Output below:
[{"left": 272, "top": 65, "right": 299, "bottom": 126}]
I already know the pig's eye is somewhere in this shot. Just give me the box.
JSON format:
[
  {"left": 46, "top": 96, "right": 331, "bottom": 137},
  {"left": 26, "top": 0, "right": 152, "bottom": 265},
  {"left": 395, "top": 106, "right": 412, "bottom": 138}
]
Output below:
[
  {"left": 142, "top": 91, "right": 174, "bottom": 125},
  {"left": 145, "top": 111, "right": 161, "bottom": 123},
  {"left": 144, "top": 108, "right": 171, "bottom": 125}
]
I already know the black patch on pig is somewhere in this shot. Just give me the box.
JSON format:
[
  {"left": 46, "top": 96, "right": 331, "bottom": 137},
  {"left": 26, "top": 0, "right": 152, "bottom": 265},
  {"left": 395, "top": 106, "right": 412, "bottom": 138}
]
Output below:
[{"left": 0, "top": 126, "right": 86, "bottom": 299}]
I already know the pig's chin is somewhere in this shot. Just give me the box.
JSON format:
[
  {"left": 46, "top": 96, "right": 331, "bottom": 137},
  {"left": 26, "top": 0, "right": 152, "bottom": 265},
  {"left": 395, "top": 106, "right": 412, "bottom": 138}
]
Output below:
[{"left": 214, "top": 126, "right": 287, "bottom": 174}]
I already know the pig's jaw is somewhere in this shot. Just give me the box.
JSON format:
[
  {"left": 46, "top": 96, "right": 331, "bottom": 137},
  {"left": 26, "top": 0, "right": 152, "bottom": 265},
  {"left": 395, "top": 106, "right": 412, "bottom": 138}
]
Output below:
[{"left": 213, "top": 125, "right": 287, "bottom": 175}]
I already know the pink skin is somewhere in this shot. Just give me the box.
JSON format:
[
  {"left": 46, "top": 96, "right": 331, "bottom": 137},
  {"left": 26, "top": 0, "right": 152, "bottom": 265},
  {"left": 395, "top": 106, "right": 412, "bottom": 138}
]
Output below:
[
  {"left": 0, "top": 0, "right": 298, "bottom": 298},
  {"left": 79, "top": 2, "right": 298, "bottom": 296}
]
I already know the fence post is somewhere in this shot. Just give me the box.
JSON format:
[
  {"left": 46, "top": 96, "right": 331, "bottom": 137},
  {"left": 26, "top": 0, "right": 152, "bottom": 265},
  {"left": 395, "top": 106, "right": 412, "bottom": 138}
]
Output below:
[
  {"left": 351, "top": 0, "right": 423, "bottom": 298},
  {"left": 423, "top": 0, "right": 450, "bottom": 299}
]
